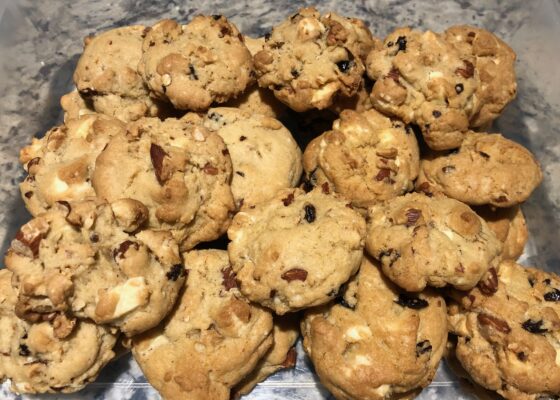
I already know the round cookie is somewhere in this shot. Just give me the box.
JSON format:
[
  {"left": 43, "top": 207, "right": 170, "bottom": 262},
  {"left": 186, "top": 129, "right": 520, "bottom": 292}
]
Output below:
[
  {"left": 132, "top": 249, "right": 273, "bottom": 400},
  {"left": 474, "top": 205, "right": 528, "bottom": 261},
  {"left": 416, "top": 132, "right": 542, "bottom": 207},
  {"left": 0, "top": 269, "right": 117, "bottom": 394},
  {"left": 19, "top": 114, "right": 126, "bottom": 216},
  {"left": 92, "top": 114, "right": 235, "bottom": 250},
  {"left": 448, "top": 260, "right": 560, "bottom": 400},
  {"left": 233, "top": 314, "right": 300, "bottom": 398},
  {"left": 366, "top": 26, "right": 516, "bottom": 150},
  {"left": 73, "top": 25, "right": 164, "bottom": 122},
  {"left": 139, "top": 16, "right": 253, "bottom": 111},
  {"left": 60, "top": 90, "right": 95, "bottom": 122},
  {"left": 303, "top": 108, "right": 419, "bottom": 210},
  {"left": 365, "top": 192, "right": 502, "bottom": 292},
  {"left": 204, "top": 107, "right": 302, "bottom": 208},
  {"left": 254, "top": 7, "right": 377, "bottom": 112},
  {"left": 5, "top": 200, "right": 185, "bottom": 336},
  {"left": 302, "top": 255, "right": 448, "bottom": 400},
  {"left": 228, "top": 187, "right": 366, "bottom": 314}
]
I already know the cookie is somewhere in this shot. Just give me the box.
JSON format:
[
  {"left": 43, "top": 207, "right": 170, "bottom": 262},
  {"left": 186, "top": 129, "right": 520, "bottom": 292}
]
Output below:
[
  {"left": 233, "top": 314, "right": 300, "bottom": 398},
  {"left": 222, "top": 36, "right": 287, "bottom": 119},
  {"left": 4, "top": 200, "right": 185, "bottom": 336},
  {"left": 365, "top": 192, "right": 502, "bottom": 292},
  {"left": 60, "top": 90, "right": 95, "bottom": 122},
  {"left": 302, "top": 255, "right": 447, "bottom": 400},
  {"left": 228, "top": 187, "right": 366, "bottom": 314},
  {"left": 303, "top": 109, "right": 419, "bottom": 210},
  {"left": 416, "top": 132, "right": 542, "bottom": 207},
  {"left": 132, "top": 249, "right": 273, "bottom": 400},
  {"left": 366, "top": 26, "right": 516, "bottom": 150},
  {"left": 139, "top": 16, "right": 253, "bottom": 111},
  {"left": 204, "top": 107, "right": 302, "bottom": 208},
  {"left": 0, "top": 269, "right": 117, "bottom": 394},
  {"left": 474, "top": 205, "right": 528, "bottom": 261},
  {"left": 92, "top": 114, "right": 235, "bottom": 250},
  {"left": 73, "top": 25, "right": 164, "bottom": 122},
  {"left": 448, "top": 260, "right": 560, "bottom": 399},
  {"left": 19, "top": 114, "right": 127, "bottom": 216},
  {"left": 254, "top": 8, "right": 377, "bottom": 112}
]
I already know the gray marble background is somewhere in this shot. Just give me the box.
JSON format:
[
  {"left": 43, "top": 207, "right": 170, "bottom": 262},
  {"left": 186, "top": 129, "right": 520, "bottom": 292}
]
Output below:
[{"left": 0, "top": 0, "right": 559, "bottom": 399}]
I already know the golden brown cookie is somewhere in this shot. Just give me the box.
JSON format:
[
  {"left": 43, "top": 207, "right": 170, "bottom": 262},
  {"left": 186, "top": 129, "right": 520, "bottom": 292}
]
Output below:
[
  {"left": 365, "top": 192, "right": 502, "bottom": 291},
  {"left": 303, "top": 109, "right": 419, "bottom": 210},
  {"left": 448, "top": 260, "right": 560, "bottom": 399},
  {"left": 302, "top": 255, "right": 447, "bottom": 400},
  {"left": 132, "top": 250, "right": 273, "bottom": 400}
]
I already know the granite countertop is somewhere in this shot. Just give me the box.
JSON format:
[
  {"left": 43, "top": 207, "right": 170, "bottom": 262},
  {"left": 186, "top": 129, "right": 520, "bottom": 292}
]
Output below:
[{"left": 0, "top": 1, "right": 559, "bottom": 399}]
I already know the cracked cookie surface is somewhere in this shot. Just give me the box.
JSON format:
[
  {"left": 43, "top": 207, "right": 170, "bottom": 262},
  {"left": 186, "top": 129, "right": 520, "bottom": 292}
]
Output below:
[
  {"left": 448, "top": 260, "right": 560, "bottom": 400},
  {"left": 5, "top": 201, "right": 185, "bottom": 336},
  {"left": 303, "top": 108, "right": 419, "bottom": 210},
  {"left": 0, "top": 269, "right": 117, "bottom": 394},
  {"left": 416, "top": 132, "right": 542, "bottom": 207},
  {"left": 302, "top": 255, "right": 447, "bottom": 400},
  {"left": 254, "top": 7, "right": 378, "bottom": 112},
  {"left": 93, "top": 114, "right": 235, "bottom": 250},
  {"left": 366, "top": 25, "right": 516, "bottom": 150},
  {"left": 204, "top": 107, "right": 302, "bottom": 209},
  {"left": 139, "top": 16, "right": 253, "bottom": 111},
  {"left": 365, "top": 192, "right": 502, "bottom": 292},
  {"left": 228, "top": 187, "right": 366, "bottom": 314},
  {"left": 132, "top": 250, "right": 273, "bottom": 400}
]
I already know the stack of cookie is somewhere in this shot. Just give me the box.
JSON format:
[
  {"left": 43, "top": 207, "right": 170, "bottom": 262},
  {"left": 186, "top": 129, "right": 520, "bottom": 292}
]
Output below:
[{"left": 1, "top": 7, "right": 559, "bottom": 400}]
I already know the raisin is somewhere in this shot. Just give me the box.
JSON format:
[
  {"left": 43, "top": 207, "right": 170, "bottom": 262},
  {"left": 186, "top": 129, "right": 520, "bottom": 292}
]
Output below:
[
  {"left": 89, "top": 232, "right": 100, "bottom": 243},
  {"left": 188, "top": 64, "right": 199, "bottom": 80},
  {"left": 405, "top": 208, "right": 422, "bottom": 227},
  {"left": 24, "top": 191, "right": 33, "bottom": 198},
  {"left": 304, "top": 204, "right": 316, "bottom": 223},
  {"left": 478, "top": 267, "right": 499, "bottom": 296},
  {"left": 291, "top": 68, "right": 299, "bottom": 78},
  {"left": 395, "top": 293, "right": 429, "bottom": 309},
  {"left": 432, "top": 110, "right": 442, "bottom": 118},
  {"left": 336, "top": 60, "right": 351, "bottom": 73},
  {"left": 282, "top": 347, "right": 297, "bottom": 368},
  {"left": 544, "top": 278, "right": 552, "bottom": 285},
  {"left": 19, "top": 344, "right": 30, "bottom": 357},
  {"left": 281, "top": 268, "right": 308, "bottom": 282},
  {"left": 222, "top": 148, "right": 229, "bottom": 156},
  {"left": 235, "top": 171, "right": 245, "bottom": 177},
  {"left": 239, "top": 135, "right": 247, "bottom": 141},
  {"left": 166, "top": 264, "right": 186, "bottom": 281},
  {"left": 455, "top": 60, "right": 475, "bottom": 78},
  {"left": 396, "top": 36, "right": 407, "bottom": 52},
  {"left": 544, "top": 289, "right": 560, "bottom": 302},
  {"left": 455, "top": 83, "right": 464, "bottom": 94},
  {"left": 478, "top": 151, "right": 490, "bottom": 159},
  {"left": 282, "top": 193, "right": 295, "bottom": 206},
  {"left": 222, "top": 267, "right": 238, "bottom": 290},
  {"left": 517, "top": 351, "right": 527, "bottom": 361},
  {"left": 337, "top": 297, "right": 355, "bottom": 310},
  {"left": 208, "top": 112, "right": 222, "bottom": 122},
  {"left": 321, "top": 182, "right": 330, "bottom": 194},
  {"left": 113, "top": 240, "right": 139, "bottom": 261},
  {"left": 150, "top": 143, "right": 167, "bottom": 185},
  {"left": 522, "top": 319, "right": 548, "bottom": 334},
  {"left": 416, "top": 340, "right": 432, "bottom": 356}
]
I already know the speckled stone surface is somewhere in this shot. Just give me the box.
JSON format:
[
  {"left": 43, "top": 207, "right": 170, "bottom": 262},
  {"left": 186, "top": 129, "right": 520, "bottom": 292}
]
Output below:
[{"left": 0, "top": 1, "right": 559, "bottom": 399}]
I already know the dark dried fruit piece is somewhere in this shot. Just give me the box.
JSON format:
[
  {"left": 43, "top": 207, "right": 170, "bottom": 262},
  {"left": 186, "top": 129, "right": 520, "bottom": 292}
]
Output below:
[
  {"left": 396, "top": 293, "right": 429, "bottom": 309},
  {"left": 282, "top": 193, "right": 294, "bottom": 206},
  {"left": 239, "top": 135, "right": 247, "bottom": 141},
  {"left": 19, "top": 344, "right": 30, "bottom": 357},
  {"left": 522, "top": 319, "right": 548, "bottom": 334},
  {"left": 544, "top": 288, "right": 560, "bottom": 302},
  {"left": 281, "top": 268, "right": 308, "bottom": 282},
  {"left": 321, "top": 182, "right": 330, "bottom": 194},
  {"left": 235, "top": 171, "right": 245, "bottom": 177},
  {"left": 455, "top": 83, "right": 464, "bottom": 94},
  {"left": 495, "top": 195, "right": 508, "bottom": 203},
  {"left": 188, "top": 64, "right": 199, "bottom": 80},
  {"left": 150, "top": 143, "right": 168, "bottom": 185},
  {"left": 405, "top": 208, "right": 422, "bottom": 227},
  {"left": 478, "top": 151, "right": 490, "bottom": 159},
  {"left": 517, "top": 351, "right": 527, "bottom": 361},
  {"left": 396, "top": 36, "right": 407, "bottom": 52},
  {"left": 166, "top": 264, "right": 186, "bottom": 281},
  {"left": 336, "top": 60, "right": 351, "bottom": 73},
  {"left": 304, "top": 204, "right": 316, "bottom": 223},
  {"left": 478, "top": 267, "right": 499, "bottom": 296},
  {"left": 291, "top": 68, "right": 299, "bottom": 78},
  {"left": 455, "top": 60, "right": 475, "bottom": 78},
  {"left": 416, "top": 340, "right": 432, "bottom": 356},
  {"left": 222, "top": 267, "right": 238, "bottom": 291},
  {"left": 432, "top": 110, "right": 442, "bottom": 118},
  {"left": 282, "top": 347, "right": 297, "bottom": 368},
  {"left": 113, "top": 240, "right": 139, "bottom": 261},
  {"left": 477, "top": 313, "right": 511, "bottom": 333},
  {"left": 337, "top": 296, "right": 355, "bottom": 310}
]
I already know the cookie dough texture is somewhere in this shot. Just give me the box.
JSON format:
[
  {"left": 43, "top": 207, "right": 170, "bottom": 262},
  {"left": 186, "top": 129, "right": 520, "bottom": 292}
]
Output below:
[
  {"left": 5, "top": 201, "right": 185, "bottom": 336},
  {"left": 302, "top": 256, "right": 447, "bottom": 400},
  {"left": 0, "top": 269, "right": 117, "bottom": 394},
  {"left": 366, "top": 25, "right": 516, "bottom": 150},
  {"left": 19, "top": 114, "right": 126, "bottom": 216},
  {"left": 139, "top": 16, "right": 253, "bottom": 111},
  {"left": 233, "top": 314, "right": 300, "bottom": 398},
  {"left": 254, "top": 7, "right": 378, "bottom": 112},
  {"left": 448, "top": 260, "right": 560, "bottom": 400},
  {"left": 93, "top": 114, "right": 235, "bottom": 250},
  {"left": 365, "top": 193, "right": 502, "bottom": 292},
  {"left": 204, "top": 107, "right": 302, "bottom": 208},
  {"left": 132, "top": 250, "right": 273, "bottom": 400},
  {"left": 73, "top": 25, "right": 163, "bottom": 122},
  {"left": 60, "top": 90, "right": 95, "bottom": 122},
  {"left": 303, "top": 109, "right": 419, "bottom": 209},
  {"left": 475, "top": 205, "right": 528, "bottom": 260},
  {"left": 416, "top": 132, "right": 542, "bottom": 207},
  {"left": 228, "top": 188, "right": 366, "bottom": 314}
]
